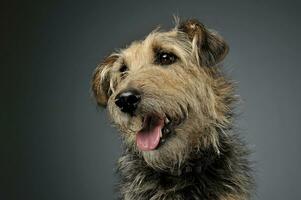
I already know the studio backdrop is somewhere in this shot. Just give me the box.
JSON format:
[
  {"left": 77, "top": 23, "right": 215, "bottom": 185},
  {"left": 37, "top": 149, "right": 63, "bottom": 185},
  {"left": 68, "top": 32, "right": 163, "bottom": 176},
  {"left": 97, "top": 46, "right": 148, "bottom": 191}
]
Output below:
[{"left": 2, "top": 0, "right": 301, "bottom": 200}]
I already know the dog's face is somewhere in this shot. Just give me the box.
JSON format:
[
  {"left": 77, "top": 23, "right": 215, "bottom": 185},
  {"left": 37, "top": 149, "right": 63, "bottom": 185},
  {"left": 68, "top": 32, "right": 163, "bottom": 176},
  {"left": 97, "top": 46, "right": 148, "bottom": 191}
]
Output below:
[{"left": 92, "top": 19, "right": 232, "bottom": 170}]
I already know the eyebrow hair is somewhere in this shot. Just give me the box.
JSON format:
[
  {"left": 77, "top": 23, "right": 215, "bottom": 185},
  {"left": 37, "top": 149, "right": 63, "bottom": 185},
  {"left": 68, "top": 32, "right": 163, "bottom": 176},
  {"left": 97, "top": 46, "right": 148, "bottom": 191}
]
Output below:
[{"left": 153, "top": 46, "right": 179, "bottom": 57}]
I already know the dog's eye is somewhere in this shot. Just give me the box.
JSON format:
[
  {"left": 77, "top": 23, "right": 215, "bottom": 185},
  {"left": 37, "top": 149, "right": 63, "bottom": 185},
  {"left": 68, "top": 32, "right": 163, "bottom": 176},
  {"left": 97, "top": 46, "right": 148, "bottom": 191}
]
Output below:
[
  {"left": 155, "top": 52, "right": 177, "bottom": 65},
  {"left": 119, "top": 64, "right": 128, "bottom": 73}
]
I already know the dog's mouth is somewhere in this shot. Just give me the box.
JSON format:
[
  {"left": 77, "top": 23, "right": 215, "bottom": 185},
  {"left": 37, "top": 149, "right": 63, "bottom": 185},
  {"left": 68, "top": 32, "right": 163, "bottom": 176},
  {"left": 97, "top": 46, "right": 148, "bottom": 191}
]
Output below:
[{"left": 136, "top": 114, "right": 180, "bottom": 151}]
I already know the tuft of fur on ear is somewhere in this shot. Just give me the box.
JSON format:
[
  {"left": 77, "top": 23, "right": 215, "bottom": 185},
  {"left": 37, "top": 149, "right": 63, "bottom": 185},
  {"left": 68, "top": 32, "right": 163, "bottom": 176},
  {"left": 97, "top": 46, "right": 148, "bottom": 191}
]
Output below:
[
  {"left": 91, "top": 55, "right": 118, "bottom": 107},
  {"left": 179, "top": 19, "right": 229, "bottom": 67}
]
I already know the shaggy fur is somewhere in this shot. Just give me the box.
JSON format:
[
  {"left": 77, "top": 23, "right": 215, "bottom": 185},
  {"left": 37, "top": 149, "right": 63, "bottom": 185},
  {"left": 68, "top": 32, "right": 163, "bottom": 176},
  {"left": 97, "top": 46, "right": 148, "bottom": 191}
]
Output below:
[{"left": 92, "top": 19, "right": 253, "bottom": 200}]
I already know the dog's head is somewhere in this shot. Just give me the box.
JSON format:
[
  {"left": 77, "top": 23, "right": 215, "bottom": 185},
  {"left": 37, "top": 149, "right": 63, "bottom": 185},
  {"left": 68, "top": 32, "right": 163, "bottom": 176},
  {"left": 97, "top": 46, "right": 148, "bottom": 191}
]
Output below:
[{"left": 92, "top": 19, "right": 234, "bottom": 170}]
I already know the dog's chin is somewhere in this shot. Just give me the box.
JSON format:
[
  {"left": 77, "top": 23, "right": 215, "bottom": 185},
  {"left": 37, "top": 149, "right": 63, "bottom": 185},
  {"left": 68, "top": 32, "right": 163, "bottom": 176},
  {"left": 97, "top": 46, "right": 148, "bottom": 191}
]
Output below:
[
  {"left": 140, "top": 133, "right": 190, "bottom": 171},
  {"left": 117, "top": 111, "right": 190, "bottom": 170}
]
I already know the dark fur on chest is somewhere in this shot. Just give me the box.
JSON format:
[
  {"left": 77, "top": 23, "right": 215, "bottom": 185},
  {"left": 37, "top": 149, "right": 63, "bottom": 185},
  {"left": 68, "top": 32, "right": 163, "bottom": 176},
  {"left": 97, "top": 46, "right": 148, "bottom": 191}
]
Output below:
[{"left": 117, "top": 133, "right": 253, "bottom": 200}]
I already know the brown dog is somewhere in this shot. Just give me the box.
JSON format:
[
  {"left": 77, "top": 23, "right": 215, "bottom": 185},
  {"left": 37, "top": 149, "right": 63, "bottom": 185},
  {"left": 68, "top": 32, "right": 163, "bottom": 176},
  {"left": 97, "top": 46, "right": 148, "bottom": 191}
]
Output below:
[{"left": 92, "top": 19, "right": 253, "bottom": 200}]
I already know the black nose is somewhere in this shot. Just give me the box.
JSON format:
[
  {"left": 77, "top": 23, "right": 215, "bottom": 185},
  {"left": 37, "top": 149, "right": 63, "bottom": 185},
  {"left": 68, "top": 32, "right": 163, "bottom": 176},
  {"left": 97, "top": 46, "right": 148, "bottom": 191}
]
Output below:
[{"left": 115, "top": 90, "right": 141, "bottom": 114}]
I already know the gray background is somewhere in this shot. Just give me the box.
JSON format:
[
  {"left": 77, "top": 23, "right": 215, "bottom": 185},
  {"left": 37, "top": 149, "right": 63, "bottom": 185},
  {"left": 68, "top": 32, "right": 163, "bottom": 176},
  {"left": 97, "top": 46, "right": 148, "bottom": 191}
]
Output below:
[{"left": 2, "top": 0, "right": 301, "bottom": 199}]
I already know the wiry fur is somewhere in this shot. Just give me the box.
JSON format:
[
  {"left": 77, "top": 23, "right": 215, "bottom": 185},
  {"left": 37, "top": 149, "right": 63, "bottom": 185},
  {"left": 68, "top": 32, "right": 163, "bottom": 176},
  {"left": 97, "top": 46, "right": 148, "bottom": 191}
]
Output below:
[{"left": 92, "top": 19, "right": 254, "bottom": 200}]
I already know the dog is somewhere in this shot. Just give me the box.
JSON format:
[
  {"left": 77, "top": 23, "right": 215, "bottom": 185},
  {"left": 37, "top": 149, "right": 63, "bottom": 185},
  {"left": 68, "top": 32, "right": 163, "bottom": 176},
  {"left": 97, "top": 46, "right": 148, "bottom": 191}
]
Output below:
[{"left": 92, "top": 19, "right": 253, "bottom": 200}]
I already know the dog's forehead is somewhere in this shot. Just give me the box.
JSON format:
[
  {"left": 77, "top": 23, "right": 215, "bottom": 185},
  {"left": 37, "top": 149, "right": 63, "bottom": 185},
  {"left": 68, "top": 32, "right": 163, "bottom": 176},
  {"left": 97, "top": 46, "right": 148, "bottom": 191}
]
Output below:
[
  {"left": 120, "top": 42, "right": 151, "bottom": 69},
  {"left": 120, "top": 30, "right": 188, "bottom": 67},
  {"left": 122, "top": 31, "right": 176, "bottom": 54}
]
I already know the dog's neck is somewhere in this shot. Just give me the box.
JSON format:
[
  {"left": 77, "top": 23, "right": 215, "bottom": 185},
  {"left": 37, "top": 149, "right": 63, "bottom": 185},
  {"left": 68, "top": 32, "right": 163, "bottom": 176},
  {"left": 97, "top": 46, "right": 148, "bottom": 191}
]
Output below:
[
  {"left": 158, "top": 146, "right": 218, "bottom": 177},
  {"left": 117, "top": 133, "right": 253, "bottom": 199}
]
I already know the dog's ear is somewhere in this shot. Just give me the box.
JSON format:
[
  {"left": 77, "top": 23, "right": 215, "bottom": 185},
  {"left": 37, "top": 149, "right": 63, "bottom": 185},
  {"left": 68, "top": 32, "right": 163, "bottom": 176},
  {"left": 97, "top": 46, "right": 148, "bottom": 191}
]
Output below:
[
  {"left": 92, "top": 55, "right": 118, "bottom": 107},
  {"left": 179, "top": 19, "right": 229, "bottom": 67}
]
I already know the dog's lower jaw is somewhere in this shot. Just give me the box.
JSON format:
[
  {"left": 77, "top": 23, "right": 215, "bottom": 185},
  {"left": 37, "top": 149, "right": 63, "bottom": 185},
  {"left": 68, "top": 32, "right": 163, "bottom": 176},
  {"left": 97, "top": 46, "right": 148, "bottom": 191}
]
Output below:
[{"left": 117, "top": 133, "right": 253, "bottom": 200}]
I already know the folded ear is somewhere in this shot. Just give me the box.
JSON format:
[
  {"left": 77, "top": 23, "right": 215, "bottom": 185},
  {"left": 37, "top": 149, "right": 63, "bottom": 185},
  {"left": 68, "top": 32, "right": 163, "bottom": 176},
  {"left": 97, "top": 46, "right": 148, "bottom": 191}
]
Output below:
[
  {"left": 179, "top": 19, "right": 229, "bottom": 67},
  {"left": 91, "top": 55, "right": 118, "bottom": 107}
]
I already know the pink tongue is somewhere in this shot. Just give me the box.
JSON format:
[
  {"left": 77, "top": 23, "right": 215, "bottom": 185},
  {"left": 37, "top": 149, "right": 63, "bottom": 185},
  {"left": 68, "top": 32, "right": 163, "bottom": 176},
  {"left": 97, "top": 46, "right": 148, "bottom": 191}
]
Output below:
[{"left": 136, "top": 119, "right": 164, "bottom": 151}]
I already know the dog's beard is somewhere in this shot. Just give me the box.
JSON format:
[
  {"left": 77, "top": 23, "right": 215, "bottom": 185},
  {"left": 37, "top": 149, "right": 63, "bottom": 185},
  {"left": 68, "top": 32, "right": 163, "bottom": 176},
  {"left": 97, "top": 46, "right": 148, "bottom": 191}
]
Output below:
[
  {"left": 140, "top": 129, "right": 191, "bottom": 171},
  {"left": 113, "top": 114, "right": 194, "bottom": 171},
  {"left": 108, "top": 95, "right": 197, "bottom": 171}
]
